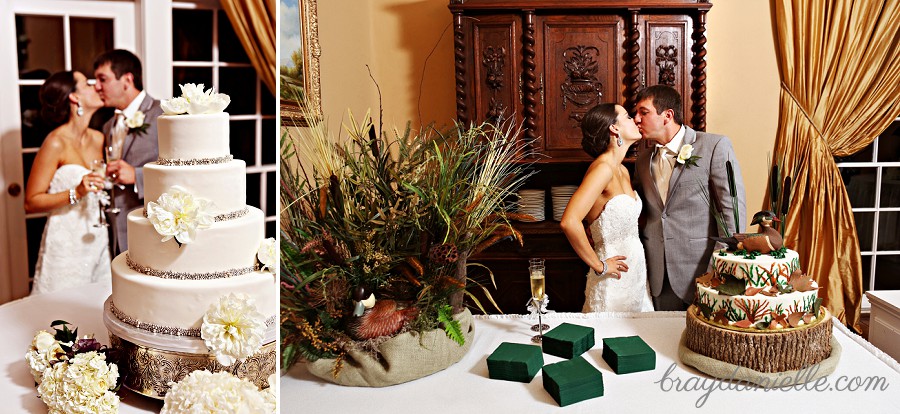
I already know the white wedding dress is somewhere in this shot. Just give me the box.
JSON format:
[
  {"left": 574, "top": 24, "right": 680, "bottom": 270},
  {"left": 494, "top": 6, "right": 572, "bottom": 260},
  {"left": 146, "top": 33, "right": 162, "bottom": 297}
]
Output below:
[
  {"left": 31, "top": 164, "right": 111, "bottom": 295},
  {"left": 582, "top": 193, "right": 654, "bottom": 312}
]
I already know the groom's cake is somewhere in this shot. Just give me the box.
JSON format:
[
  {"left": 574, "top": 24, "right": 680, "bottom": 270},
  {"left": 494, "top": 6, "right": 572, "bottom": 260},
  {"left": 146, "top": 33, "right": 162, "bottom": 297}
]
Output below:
[
  {"left": 683, "top": 241, "right": 833, "bottom": 374},
  {"left": 103, "top": 85, "right": 276, "bottom": 398}
]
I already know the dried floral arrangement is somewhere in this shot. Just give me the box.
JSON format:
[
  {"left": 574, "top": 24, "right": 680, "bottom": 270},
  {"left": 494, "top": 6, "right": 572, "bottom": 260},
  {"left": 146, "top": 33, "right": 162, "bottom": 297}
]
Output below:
[{"left": 280, "top": 104, "right": 534, "bottom": 373}]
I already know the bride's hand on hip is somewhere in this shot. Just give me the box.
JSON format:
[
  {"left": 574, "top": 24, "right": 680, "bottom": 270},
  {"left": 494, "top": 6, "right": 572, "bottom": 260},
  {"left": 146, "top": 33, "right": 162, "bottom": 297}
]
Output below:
[{"left": 605, "top": 255, "right": 628, "bottom": 279}]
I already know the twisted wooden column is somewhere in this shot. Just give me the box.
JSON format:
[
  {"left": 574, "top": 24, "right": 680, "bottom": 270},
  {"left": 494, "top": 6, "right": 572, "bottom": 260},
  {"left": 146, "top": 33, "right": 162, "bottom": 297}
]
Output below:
[
  {"left": 690, "top": 10, "right": 708, "bottom": 131},
  {"left": 623, "top": 10, "right": 641, "bottom": 112},
  {"left": 454, "top": 12, "right": 468, "bottom": 125},
  {"left": 522, "top": 10, "right": 538, "bottom": 145}
]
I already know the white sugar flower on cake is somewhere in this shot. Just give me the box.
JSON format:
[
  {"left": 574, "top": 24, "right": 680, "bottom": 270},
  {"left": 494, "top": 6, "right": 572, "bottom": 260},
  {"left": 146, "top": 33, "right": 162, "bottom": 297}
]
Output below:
[
  {"left": 201, "top": 293, "right": 266, "bottom": 366},
  {"left": 161, "top": 83, "right": 231, "bottom": 115},
  {"left": 161, "top": 370, "right": 275, "bottom": 414},
  {"left": 25, "top": 330, "right": 66, "bottom": 384},
  {"left": 146, "top": 186, "right": 215, "bottom": 246},
  {"left": 257, "top": 237, "right": 277, "bottom": 273},
  {"left": 37, "top": 351, "right": 119, "bottom": 414}
]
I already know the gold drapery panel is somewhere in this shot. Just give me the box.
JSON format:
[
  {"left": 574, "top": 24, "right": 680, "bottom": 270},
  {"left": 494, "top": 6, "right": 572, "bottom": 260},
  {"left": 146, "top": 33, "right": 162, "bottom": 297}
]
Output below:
[
  {"left": 220, "top": 0, "right": 277, "bottom": 95},
  {"left": 768, "top": 0, "right": 900, "bottom": 332}
]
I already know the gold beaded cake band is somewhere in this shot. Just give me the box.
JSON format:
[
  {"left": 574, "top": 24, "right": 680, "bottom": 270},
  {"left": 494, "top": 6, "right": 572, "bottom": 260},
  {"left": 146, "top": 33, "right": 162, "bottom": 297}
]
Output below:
[
  {"left": 156, "top": 154, "right": 234, "bottom": 166},
  {"left": 125, "top": 254, "right": 257, "bottom": 280},
  {"left": 109, "top": 301, "right": 276, "bottom": 337}
]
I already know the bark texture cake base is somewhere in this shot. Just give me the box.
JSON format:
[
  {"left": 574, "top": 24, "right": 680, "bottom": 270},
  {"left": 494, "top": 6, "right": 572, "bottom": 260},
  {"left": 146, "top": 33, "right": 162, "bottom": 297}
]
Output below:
[{"left": 684, "top": 305, "right": 833, "bottom": 373}]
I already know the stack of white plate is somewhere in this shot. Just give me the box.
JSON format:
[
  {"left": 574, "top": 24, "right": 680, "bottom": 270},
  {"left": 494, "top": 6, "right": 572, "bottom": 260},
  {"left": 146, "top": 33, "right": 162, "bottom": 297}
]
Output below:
[
  {"left": 516, "top": 189, "right": 545, "bottom": 221},
  {"left": 551, "top": 185, "right": 578, "bottom": 221}
]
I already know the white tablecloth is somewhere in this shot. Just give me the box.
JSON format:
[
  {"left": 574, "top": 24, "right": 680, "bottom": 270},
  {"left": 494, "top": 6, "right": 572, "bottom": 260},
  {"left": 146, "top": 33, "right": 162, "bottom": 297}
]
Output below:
[
  {"left": 283, "top": 312, "right": 900, "bottom": 413},
  {"left": 0, "top": 282, "right": 162, "bottom": 413}
]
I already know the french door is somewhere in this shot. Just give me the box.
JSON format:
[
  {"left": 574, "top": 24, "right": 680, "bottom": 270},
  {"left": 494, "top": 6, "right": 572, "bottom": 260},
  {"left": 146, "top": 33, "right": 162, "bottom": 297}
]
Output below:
[{"left": 0, "top": 0, "right": 136, "bottom": 302}]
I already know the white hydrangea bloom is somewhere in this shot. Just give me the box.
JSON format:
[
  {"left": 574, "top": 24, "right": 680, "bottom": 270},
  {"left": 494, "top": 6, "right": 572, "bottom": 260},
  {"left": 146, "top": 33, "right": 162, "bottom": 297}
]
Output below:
[
  {"left": 162, "top": 370, "right": 275, "bottom": 414},
  {"left": 146, "top": 186, "right": 215, "bottom": 245},
  {"left": 25, "top": 330, "right": 65, "bottom": 384},
  {"left": 161, "top": 97, "right": 189, "bottom": 115},
  {"left": 257, "top": 238, "right": 277, "bottom": 272},
  {"left": 37, "top": 351, "right": 119, "bottom": 414},
  {"left": 201, "top": 293, "right": 266, "bottom": 366}
]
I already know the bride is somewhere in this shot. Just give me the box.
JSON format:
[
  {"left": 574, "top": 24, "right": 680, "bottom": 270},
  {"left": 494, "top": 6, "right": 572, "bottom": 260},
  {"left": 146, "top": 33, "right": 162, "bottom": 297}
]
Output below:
[
  {"left": 560, "top": 103, "right": 654, "bottom": 312},
  {"left": 25, "top": 71, "right": 110, "bottom": 294}
]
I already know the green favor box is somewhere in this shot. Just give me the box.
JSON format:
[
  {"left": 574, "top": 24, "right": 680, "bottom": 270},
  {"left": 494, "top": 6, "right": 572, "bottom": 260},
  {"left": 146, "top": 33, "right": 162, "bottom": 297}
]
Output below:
[
  {"left": 486, "top": 342, "right": 543, "bottom": 382},
  {"left": 542, "top": 356, "right": 604, "bottom": 407},
  {"left": 601, "top": 335, "right": 656, "bottom": 374},
  {"left": 542, "top": 323, "right": 595, "bottom": 359}
]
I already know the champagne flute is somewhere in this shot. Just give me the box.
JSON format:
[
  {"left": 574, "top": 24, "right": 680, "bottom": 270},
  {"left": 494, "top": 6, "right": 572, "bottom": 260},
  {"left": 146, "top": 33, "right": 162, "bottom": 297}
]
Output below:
[
  {"left": 528, "top": 258, "right": 549, "bottom": 343},
  {"left": 90, "top": 160, "right": 110, "bottom": 228},
  {"left": 104, "top": 146, "right": 122, "bottom": 214}
]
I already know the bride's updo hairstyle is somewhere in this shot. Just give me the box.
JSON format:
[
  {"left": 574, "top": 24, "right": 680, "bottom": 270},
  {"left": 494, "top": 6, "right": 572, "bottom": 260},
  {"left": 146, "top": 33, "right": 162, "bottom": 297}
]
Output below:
[
  {"left": 580, "top": 103, "right": 618, "bottom": 158},
  {"left": 39, "top": 71, "right": 77, "bottom": 128}
]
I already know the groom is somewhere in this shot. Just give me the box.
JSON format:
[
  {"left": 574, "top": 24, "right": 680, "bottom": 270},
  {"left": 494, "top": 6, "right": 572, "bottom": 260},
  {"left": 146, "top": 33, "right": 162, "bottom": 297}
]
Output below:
[
  {"left": 633, "top": 85, "right": 746, "bottom": 311},
  {"left": 93, "top": 49, "right": 163, "bottom": 254}
]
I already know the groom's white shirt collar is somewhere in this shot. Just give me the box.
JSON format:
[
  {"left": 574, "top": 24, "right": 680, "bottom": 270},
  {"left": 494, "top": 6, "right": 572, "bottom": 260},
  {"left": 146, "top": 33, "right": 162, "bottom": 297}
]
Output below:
[
  {"left": 116, "top": 90, "right": 147, "bottom": 121},
  {"left": 657, "top": 124, "right": 686, "bottom": 155}
]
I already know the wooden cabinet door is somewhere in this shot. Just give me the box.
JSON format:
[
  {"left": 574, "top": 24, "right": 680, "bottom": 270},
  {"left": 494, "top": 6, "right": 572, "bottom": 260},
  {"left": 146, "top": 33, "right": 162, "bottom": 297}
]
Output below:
[
  {"left": 536, "top": 14, "right": 624, "bottom": 161},
  {"left": 467, "top": 14, "right": 522, "bottom": 127},
  {"left": 637, "top": 14, "right": 695, "bottom": 128}
]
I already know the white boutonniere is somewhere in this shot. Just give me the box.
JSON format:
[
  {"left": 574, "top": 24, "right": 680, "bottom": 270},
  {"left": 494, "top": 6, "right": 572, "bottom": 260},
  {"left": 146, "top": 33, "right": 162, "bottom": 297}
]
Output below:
[
  {"left": 676, "top": 144, "right": 702, "bottom": 167},
  {"left": 125, "top": 110, "right": 150, "bottom": 135}
]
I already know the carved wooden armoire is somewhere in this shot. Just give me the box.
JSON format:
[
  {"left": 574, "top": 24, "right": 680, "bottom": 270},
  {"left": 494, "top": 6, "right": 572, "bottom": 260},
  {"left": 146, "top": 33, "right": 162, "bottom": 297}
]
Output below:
[{"left": 448, "top": 0, "right": 713, "bottom": 313}]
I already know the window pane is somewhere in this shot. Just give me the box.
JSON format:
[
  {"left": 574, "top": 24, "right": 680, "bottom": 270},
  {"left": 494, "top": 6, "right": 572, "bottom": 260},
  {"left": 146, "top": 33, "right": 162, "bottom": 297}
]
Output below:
[
  {"left": 261, "top": 82, "right": 275, "bottom": 116},
  {"left": 16, "top": 15, "right": 64, "bottom": 76},
  {"left": 220, "top": 67, "right": 256, "bottom": 115},
  {"left": 877, "top": 121, "right": 899, "bottom": 162},
  {"left": 877, "top": 212, "right": 900, "bottom": 251},
  {"left": 173, "top": 67, "right": 213, "bottom": 94},
  {"left": 70, "top": 18, "right": 113, "bottom": 76},
  {"left": 873, "top": 255, "right": 900, "bottom": 290},
  {"left": 881, "top": 167, "right": 900, "bottom": 207},
  {"left": 266, "top": 171, "right": 276, "bottom": 216},
  {"left": 861, "top": 254, "right": 871, "bottom": 291},
  {"left": 266, "top": 220, "right": 276, "bottom": 239},
  {"left": 22, "top": 152, "right": 37, "bottom": 189},
  {"left": 855, "top": 212, "right": 874, "bottom": 252},
  {"left": 217, "top": 10, "right": 250, "bottom": 63},
  {"left": 230, "top": 120, "right": 256, "bottom": 163},
  {"left": 173, "top": 9, "right": 213, "bottom": 61},
  {"left": 20, "top": 85, "right": 53, "bottom": 149},
  {"left": 835, "top": 142, "right": 874, "bottom": 163},
  {"left": 27, "top": 216, "right": 48, "bottom": 279},
  {"left": 842, "top": 167, "right": 876, "bottom": 208},
  {"left": 247, "top": 172, "right": 261, "bottom": 209},
  {"left": 262, "top": 119, "right": 276, "bottom": 165}
]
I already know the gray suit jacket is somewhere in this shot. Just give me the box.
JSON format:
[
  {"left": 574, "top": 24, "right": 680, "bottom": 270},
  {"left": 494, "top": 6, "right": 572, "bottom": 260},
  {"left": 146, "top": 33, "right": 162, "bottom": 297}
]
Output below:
[
  {"left": 635, "top": 126, "right": 746, "bottom": 303},
  {"left": 102, "top": 94, "right": 162, "bottom": 254}
]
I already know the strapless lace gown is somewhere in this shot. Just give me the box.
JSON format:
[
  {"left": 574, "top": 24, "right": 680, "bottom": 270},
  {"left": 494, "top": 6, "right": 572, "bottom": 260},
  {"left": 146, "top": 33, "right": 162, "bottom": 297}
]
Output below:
[
  {"left": 31, "top": 164, "right": 111, "bottom": 295},
  {"left": 582, "top": 193, "right": 654, "bottom": 312}
]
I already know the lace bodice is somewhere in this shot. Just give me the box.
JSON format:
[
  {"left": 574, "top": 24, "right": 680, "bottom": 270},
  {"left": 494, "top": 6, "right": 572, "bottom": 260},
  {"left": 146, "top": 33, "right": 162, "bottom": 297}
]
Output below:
[
  {"left": 582, "top": 193, "right": 653, "bottom": 312},
  {"left": 31, "top": 164, "right": 111, "bottom": 295},
  {"left": 590, "top": 193, "right": 641, "bottom": 247}
]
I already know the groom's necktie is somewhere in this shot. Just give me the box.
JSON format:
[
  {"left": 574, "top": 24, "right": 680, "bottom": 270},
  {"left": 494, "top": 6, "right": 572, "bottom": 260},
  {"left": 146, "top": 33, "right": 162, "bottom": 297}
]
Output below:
[
  {"left": 654, "top": 146, "right": 675, "bottom": 204},
  {"left": 111, "top": 111, "right": 127, "bottom": 160}
]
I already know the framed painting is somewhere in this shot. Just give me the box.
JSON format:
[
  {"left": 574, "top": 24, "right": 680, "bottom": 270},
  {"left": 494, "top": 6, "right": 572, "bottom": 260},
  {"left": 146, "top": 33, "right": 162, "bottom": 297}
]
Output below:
[{"left": 280, "top": 0, "right": 321, "bottom": 127}]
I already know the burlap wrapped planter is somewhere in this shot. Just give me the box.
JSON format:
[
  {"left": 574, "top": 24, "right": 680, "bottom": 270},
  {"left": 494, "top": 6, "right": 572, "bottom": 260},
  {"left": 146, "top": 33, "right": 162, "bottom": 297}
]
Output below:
[{"left": 307, "top": 309, "right": 475, "bottom": 387}]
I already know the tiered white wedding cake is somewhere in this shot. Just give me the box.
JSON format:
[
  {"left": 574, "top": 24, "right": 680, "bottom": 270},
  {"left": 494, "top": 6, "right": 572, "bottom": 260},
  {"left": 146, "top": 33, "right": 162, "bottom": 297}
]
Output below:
[{"left": 103, "top": 85, "right": 277, "bottom": 398}]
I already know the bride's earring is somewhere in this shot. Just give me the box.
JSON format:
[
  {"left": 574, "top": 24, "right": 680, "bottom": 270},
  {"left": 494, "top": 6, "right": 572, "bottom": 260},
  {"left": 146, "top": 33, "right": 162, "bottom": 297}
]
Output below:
[
  {"left": 76, "top": 102, "right": 84, "bottom": 117},
  {"left": 616, "top": 134, "right": 623, "bottom": 147}
]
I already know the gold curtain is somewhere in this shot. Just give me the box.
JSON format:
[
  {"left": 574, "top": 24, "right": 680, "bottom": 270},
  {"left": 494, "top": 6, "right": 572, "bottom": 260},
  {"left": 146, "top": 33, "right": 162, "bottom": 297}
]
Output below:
[
  {"left": 769, "top": 0, "right": 900, "bottom": 331},
  {"left": 220, "top": 0, "right": 277, "bottom": 95}
]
